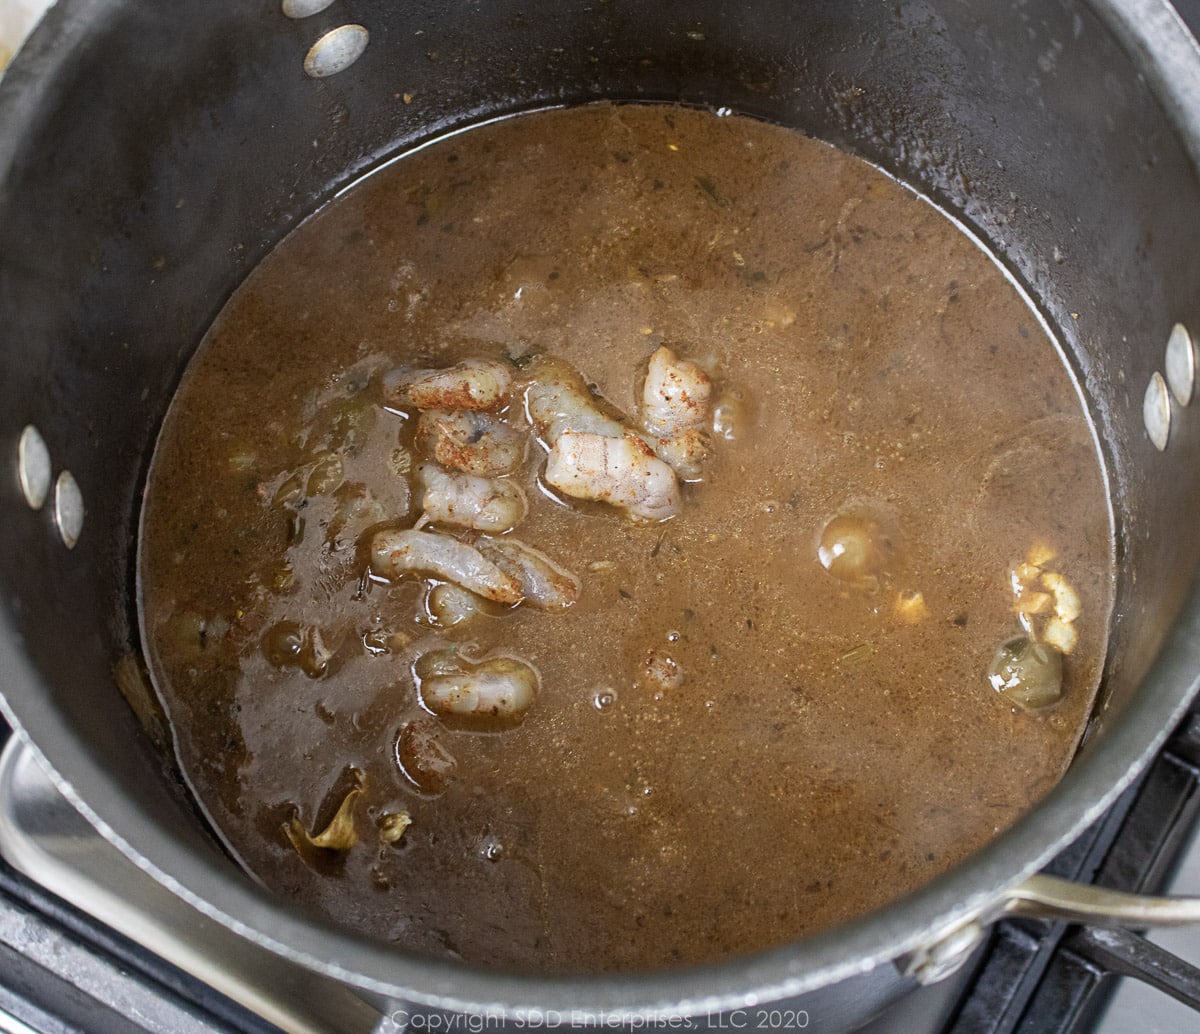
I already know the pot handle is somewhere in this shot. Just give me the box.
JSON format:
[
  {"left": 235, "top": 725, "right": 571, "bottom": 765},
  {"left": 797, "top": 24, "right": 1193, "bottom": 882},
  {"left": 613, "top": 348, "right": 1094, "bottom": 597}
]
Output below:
[
  {"left": 902, "top": 874, "right": 1200, "bottom": 985},
  {"left": 1004, "top": 873, "right": 1200, "bottom": 926}
]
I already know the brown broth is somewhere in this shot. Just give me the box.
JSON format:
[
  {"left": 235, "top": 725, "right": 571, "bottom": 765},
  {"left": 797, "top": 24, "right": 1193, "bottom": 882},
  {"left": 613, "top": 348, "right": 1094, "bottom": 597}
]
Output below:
[{"left": 138, "top": 103, "right": 1115, "bottom": 973}]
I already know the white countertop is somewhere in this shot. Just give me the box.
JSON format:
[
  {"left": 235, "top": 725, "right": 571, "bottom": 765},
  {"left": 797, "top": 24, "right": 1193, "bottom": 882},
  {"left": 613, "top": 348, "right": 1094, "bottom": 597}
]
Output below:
[{"left": 0, "top": 0, "right": 52, "bottom": 72}]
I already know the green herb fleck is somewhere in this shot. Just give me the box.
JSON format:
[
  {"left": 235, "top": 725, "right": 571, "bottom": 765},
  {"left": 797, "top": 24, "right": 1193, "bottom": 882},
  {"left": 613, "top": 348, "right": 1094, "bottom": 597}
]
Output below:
[{"left": 696, "top": 176, "right": 727, "bottom": 206}]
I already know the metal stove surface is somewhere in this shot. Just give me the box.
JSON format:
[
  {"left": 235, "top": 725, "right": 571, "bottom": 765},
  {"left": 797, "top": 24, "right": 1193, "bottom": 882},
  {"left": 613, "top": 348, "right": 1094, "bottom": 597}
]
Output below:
[
  {"left": 1101, "top": 825, "right": 1200, "bottom": 1034},
  {"left": 0, "top": 729, "right": 385, "bottom": 1034}
]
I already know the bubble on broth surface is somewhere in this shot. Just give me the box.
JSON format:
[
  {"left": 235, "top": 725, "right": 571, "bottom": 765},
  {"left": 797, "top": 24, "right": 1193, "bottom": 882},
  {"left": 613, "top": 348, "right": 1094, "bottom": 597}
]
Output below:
[{"left": 817, "top": 506, "right": 900, "bottom": 590}]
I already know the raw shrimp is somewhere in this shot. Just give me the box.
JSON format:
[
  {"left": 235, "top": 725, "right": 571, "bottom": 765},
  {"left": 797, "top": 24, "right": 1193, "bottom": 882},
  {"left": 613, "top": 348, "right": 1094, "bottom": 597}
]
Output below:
[
  {"left": 384, "top": 358, "right": 514, "bottom": 411},
  {"left": 414, "top": 650, "right": 539, "bottom": 725},
  {"left": 415, "top": 409, "right": 527, "bottom": 476},
  {"left": 641, "top": 346, "right": 713, "bottom": 436},
  {"left": 523, "top": 356, "right": 628, "bottom": 443},
  {"left": 640, "top": 346, "right": 714, "bottom": 480},
  {"left": 424, "top": 582, "right": 485, "bottom": 628},
  {"left": 416, "top": 463, "right": 527, "bottom": 533},
  {"left": 369, "top": 529, "right": 523, "bottom": 603},
  {"left": 475, "top": 535, "right": 580, "bottom": 610},
  {"left": 522, "top": 355, "right": 683, "bottom": 521},
  {"left": 651, "top": 430, "right": 712, "bottom": 483},
  {"left": 544, "top": 430, "right": 680, "bottom": 523}
]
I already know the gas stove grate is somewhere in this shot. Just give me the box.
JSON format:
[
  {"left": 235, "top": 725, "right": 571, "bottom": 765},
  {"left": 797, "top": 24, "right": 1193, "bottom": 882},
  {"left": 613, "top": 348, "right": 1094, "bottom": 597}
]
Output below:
[{"left": 942, "top": 711, "right": 1200, "bottom": 1034}]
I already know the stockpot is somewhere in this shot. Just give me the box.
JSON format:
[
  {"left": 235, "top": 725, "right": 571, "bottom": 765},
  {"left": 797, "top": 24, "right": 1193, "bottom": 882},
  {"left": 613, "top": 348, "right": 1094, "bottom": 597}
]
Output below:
[{"left": 3, "top": 0, "right": 1200, "bottom": 1029}]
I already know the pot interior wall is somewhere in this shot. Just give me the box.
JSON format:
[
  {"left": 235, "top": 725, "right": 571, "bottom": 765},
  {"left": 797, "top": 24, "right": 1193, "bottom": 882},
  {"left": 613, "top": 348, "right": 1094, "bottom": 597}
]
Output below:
[{"left": 2, "top": 0, "right": 1200, "bottom": 968}]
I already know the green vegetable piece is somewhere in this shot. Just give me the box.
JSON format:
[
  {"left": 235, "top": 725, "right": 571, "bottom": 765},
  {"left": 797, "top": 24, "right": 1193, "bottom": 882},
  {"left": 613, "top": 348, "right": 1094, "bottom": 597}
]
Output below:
[{"left": 987, "top": 636, "right": 1064, "bottom": 711}]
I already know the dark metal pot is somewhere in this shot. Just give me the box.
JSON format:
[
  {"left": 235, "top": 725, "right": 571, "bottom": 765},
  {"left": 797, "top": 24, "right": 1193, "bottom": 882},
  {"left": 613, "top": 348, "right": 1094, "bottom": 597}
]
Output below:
[{"left": 3, "top": 0, "right": 1200, "bottom": 1028}]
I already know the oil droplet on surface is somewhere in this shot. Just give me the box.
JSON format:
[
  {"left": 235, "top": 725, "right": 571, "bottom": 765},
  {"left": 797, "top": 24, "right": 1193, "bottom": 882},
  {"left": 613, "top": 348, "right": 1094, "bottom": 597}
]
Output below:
[{"left": 479, "top": 834, "right": 505, "bottom": 862}]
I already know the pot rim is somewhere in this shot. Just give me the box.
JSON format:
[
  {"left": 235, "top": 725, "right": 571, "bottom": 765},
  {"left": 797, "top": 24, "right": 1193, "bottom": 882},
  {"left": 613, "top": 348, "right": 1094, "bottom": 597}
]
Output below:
[{"left": 2, "top": 0, "right": 1200, "bottom": 1018}]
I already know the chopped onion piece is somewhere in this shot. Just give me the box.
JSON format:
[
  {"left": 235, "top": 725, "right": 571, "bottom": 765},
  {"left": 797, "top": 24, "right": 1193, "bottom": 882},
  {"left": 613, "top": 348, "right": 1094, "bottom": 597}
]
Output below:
[{"left": 285, "top": 773, "right": 364, "bottom": 855}]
